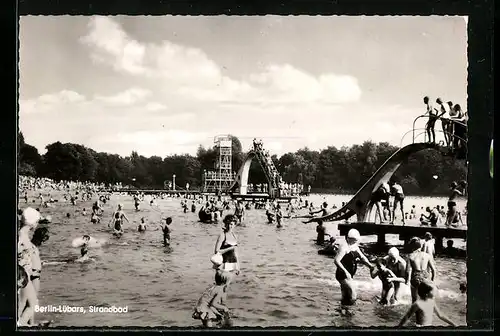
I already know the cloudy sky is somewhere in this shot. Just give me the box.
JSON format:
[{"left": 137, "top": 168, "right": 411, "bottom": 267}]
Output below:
[{"left": 19, "top": 16, "right": 467, "bottom": 158}]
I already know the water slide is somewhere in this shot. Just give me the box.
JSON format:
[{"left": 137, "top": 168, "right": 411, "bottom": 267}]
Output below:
[
  {"left": 229, "top": 144, "right": 282, "bottom": 195},
  {"left": 315, "top": 142, "right": 439, "bottom": 223}
]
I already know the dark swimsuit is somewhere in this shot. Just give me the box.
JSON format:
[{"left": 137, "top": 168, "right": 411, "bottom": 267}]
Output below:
[
  {"left": 335, "top": 250, "right": 360, "bottom": 282},
  {"left": 30, "top": 269, "right": 41, "bottom": 281},
  {"left": 220, "top": 234, "right": 237, "bottom": 263},
  {"left": 114, "top": 212, "right": 122, "bottom": 231},
  {"left": 410, "top": 269, "right": 430, "bottom": 288}
]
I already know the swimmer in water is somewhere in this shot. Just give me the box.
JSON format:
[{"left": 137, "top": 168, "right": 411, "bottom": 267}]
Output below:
[
  {"left": 161, "top": 217, "right": 172, "bottom": 246},
  {"left": 109, "top": 204, "right": 129, "bottom": 236},
  {"left": 398, "top": 279, "right": 456, "bottom": 327},
  {"left": 370, "top": 257, "right": 405, "bottom": 305},
  {"left": 138, "top": 217, "right": 147, "bottom": 232},
  {"left": 80, "top": 235, "right": 90, "bottom": 258}
]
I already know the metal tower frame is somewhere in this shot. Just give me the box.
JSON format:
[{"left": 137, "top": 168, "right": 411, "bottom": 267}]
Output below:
[{"left": 203, "top": 135, "right": 236, "bottom": 193}]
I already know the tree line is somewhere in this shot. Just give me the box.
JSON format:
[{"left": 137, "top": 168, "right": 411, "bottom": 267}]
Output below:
[{"left": 18, "top": 132, "right": 466, "bottom": 196}]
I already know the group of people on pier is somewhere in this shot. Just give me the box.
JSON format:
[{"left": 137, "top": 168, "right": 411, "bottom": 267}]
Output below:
[{"left": 423, "top": 96, "right": 467, "bottom": 155}]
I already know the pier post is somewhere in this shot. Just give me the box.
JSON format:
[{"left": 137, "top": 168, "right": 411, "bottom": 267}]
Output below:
[
  {"left": 435, "top": 236, "right": 444, "bottom": 253},
  {"left": 377, "top": 232, "right": 386, "bottom": 247}
]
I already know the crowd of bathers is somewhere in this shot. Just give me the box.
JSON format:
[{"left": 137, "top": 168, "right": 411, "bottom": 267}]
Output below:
[
  {"left": 370, "top": 179, "right": 466, "bottom": 227},
  {"left": 17, "top": 174, "right": 465, "bottom": 328}
]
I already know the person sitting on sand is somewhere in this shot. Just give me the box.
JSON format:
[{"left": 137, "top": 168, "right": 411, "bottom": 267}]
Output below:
[
  {"left": 405, "top": 237, "right": 437, "bottom": 303},
  {"left": 192, "top": 270, "right": 232, "bottom": 328},
  {"left": 370, "top": 257, "right": 405, "bottom": 305},
  {"left": 334, "top": 229, "right": 374, "bottom": 305},
  {"left": 398, "top": 279, "right": 456, "bottom": 327}
]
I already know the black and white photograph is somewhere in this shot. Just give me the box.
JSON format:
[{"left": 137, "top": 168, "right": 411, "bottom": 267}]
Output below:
[{"left": 17, "top": 15, "right": 469, "bottom": 328}]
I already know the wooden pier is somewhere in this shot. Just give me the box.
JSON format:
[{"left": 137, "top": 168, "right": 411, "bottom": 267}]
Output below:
[
  {"left": 230, "top": 193, "right": 297, "bottom": 202},
  {"left": 337, "top": 222, "right": 467, "bottom": 252},
  {"left": 105, "top": 189, "right": 201, "bottom": 195}
]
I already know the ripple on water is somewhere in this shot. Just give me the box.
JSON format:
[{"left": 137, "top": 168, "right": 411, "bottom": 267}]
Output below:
[{"left": 32, "top": 193, "right": 467, "bottom": 327}]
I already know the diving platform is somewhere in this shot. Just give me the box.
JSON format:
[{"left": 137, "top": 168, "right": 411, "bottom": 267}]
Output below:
[{"left": 337, "top": 222, "right": 467, "bottom": 252}]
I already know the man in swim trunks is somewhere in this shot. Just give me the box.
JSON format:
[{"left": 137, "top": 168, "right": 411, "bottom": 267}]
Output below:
[
  {"left": 405, "top": 237, "right": 437, "bottom": 303},
  {"left": 424, "top": 96, "right": 438, "bottom": 144},
  {"left": 390, "top": 181, "right": 405, "bottom": 225},
  {"left": 446, "top": 182, "right": 463, "bottom": 227},
  {"left": 371, "top": 182, "right": 391, "bottom": 223}
]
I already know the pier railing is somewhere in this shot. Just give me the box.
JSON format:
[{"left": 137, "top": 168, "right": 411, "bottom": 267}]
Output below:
[{"left": 410, "top": 114, "right": 468, "bottom": 144}]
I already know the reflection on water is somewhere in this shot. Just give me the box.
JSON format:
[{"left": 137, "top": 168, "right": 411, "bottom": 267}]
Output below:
[{"left": 32, "top": 193, "right": 466, "bottom": 327}]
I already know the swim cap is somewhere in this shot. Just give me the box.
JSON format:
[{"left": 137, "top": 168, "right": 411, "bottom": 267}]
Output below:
[
  {"left": 347, "top": 229, "right": 361, "bottom": 241},
  {"left": 22, "top": 207, "right": 40, "bottom": 227},
  {"left": 388, "top": 247, "right": 399, "bottom": 258}
]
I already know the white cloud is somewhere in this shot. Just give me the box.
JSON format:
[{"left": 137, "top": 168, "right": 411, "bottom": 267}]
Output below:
[
  {"left": 19, "top": 90, "right": 86, "bottom": 115},
  {"left": 145, "top": 102, "right": 167, "bottom": 111},
  {"left": 95, "top": 87, "right": 151, "bottom": 106},
  {"left": 80, "top": 17, "right": 362, "bottom": 106}
]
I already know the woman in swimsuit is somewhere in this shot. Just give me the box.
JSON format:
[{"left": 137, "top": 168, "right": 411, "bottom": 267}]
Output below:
[
  {"left": 214, "top": 215, "right": 241, "bottom": 286},
  {"left": 17, "top": 208, "right": 41, "bottom": 326},
  {"left": 30, "top": 227, "right": 49, "bottom": 294},
  {"left": 109, "top": 204, "right": 129, "bottom": 235},
  {"left": 334, "top": 229, "right": 374, "bottom": 305},
  {"left": 405, "top": 237, "right": 437, "bottom": 303}
]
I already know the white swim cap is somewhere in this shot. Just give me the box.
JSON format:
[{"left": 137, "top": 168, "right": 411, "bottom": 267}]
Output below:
[
  {"left": 22, "top": 207, "right": 40, "bottom": 227},
  {"left": 388, "top": 247, "right": 399, "bottom": 258},
  {"left": 210, "top": 253, "right": 223, "bottom": 266},
  {"left": 347, "top": 228, "right": 361, "bottom": 241}
]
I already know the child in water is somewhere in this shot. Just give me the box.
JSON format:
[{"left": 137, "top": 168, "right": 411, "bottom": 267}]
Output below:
[
  {"left": 192, "top": 270, "right": 231, "bottom": 328},
  {"left": 162, "top": 217, "right": 172, "bottom": 246},
  {"left": 138, "top": 217, "right": 147, "bottom": 232},
  {"left": 370, "top": 258, "right": 405, "bottom": 305},
  {"left": 398, "top": 279, "right": 456, "bottom": 327},
  {"left": 76, "top": 235, "right": 91, "bottom": 262},
  {"left": 276, "top": 205, "right": 283, "bottom": 228}
]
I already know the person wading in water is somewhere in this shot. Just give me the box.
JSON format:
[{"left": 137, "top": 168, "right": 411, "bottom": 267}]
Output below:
[
  {"left": 405, "top": 237, "right": 437, "bottom": 303},
  {"left": 334, "top": 229, "right": 374, "bottom": 305}
]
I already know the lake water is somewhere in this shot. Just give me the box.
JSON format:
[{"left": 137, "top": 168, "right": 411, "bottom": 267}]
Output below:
[{"left": 24, "top": 192, "right": 467, "bottom": 328}]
